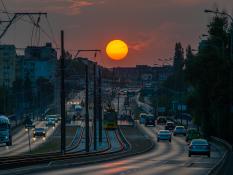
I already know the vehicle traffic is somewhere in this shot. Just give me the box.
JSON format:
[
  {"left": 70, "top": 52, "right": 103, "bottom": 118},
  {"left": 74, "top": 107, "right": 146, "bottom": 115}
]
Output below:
[
  {"left": 45, "top": 114, "right": 60, "bottom": 123},
  {"left": 46, "top": 118, "right": 56, "bottom": 128},
  {"left": 157, "top": 117, "right": 167, "bottom": 125},
  {"left": 173, "top": 126, "right": 186, "bottom": 136},
  {"left": 188, "top": 139, "right": 211, "bottom": 157},
  {"left": 165, "top": 121, "right": 175, "bottom": 131},
  {"left": 145, "top": 114, "right": 155, "bottom": 126},
  {"left": 157, "top": 130, "right": 172, "bottom": 142},
  {"left": 139, "top": 113, "right": 148, "bottom": 124},
  {"left": 0, "top": 115, "right": 12, "bottom": 146},
  {"left": 25, "top": 118, "right": 35, "bottom": 131},
  {"left": 33, "top": 128, "right": 46, "bottom": 141}
]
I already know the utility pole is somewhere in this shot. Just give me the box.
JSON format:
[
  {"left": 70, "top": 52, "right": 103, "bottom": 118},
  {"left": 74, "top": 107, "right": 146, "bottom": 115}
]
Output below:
[
  {"left": 98, "top": 68, "right": 103, "bottom": 143},
  {"left": 93, "top": 63, "right": 97, "bottom": 150},
  {"left": 85, "top": 64, "right": 90, "bottom": 152},
  {"left": 60, "top": 30, "right": 66, "bottom": 154}
]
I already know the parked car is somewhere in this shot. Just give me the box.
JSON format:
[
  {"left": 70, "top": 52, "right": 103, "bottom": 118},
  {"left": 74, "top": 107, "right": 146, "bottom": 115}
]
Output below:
[
  {"left": 188, "top": 139, "right": 211, "bottom": 157},
  {"left": 173, "top": 126, "right": 186, "bottom": 136},
  {"left": 33, "top": 128, "right": 46, "bottom": 141},
  {"left": 157, "top": 130, "right": 172, "bottom": 142},
  {"left": 186, "top": 128, "right": 201, "bottom": 142},
  {"left": 157, "top": 117, "right": 167, "bottom": 125},
  {"left": 165, "top": 121, "right": 175, "bottom": 131},
  {"left": 145, "top": 114, "right": 155, "bottom": 126}
]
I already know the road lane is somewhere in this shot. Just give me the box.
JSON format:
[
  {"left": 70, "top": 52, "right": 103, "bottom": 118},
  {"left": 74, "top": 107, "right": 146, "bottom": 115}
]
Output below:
[
  {"left": 0, "top": 121, "right": 58, "bottom": 156},
  {"left": 25, "top": 122, "right": 225, "bottom": 175}
]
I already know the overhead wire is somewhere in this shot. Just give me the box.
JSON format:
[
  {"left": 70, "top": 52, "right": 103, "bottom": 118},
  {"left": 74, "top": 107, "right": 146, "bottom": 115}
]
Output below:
[{"left": 0, "top": 0, "right": 10, "bottom": 20}]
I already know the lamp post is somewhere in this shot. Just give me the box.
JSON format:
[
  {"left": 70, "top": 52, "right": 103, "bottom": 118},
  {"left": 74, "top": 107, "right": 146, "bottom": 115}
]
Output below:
[{"left": 205, "top": 9, "right": 233, "bottom": 150}]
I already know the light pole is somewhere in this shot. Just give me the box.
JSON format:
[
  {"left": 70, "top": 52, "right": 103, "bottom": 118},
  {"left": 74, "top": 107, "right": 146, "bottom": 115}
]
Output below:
[{"left": 205, "top": 9, "right": 233, "bottom": 150}]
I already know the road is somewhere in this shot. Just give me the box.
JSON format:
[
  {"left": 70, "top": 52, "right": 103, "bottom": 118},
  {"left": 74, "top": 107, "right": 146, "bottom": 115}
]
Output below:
[
  {"left": 25, "top": 122, "right": 224, "bottom": 175},
  {"left": 0, "top": 121, "right": 58, "bottom": 156}
]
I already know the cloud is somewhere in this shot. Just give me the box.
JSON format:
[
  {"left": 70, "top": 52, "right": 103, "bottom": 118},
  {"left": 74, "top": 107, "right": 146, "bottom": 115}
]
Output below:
[
  {"left": 11, "top": 0, "right": 105, "bottom": 15},
  {"left": 128, "top": 32, "right": 155, "bottom": 51}
]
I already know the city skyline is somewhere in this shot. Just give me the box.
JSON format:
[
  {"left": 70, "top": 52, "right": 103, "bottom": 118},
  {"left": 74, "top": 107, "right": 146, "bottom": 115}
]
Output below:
[{"left": 1, "top": 0, "right": 233, "bottom": 67}]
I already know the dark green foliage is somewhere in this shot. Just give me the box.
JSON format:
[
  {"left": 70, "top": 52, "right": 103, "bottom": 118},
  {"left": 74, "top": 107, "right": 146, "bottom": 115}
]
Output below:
[{"left": 185, "top": 12, "right": 233, "bottom": 142}]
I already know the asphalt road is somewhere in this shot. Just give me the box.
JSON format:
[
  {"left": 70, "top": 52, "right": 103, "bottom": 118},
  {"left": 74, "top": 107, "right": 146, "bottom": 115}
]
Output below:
[
  {"left": 21, "top": 122, "right": 224, "bottom": 175},
  {"left": 0, "top": 121, "right": 58, "bottom": 156}
]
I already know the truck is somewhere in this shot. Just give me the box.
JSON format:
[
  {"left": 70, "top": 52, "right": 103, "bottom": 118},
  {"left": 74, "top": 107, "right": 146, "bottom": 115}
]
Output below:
[{"left": 0, "top": 115, "right": 12, "bottom": 146}]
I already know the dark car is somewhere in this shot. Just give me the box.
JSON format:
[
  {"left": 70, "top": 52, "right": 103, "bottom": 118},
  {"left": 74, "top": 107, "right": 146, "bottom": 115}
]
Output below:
[
  {"left": 165, "top": 121, "right": 175, "bottom": 131},
  {"left": 188, "top": 139, "right": 211, "bottom": 157},
  {"left": 33, "top": 128, "right": 46, "bottom": 141},
  {"left": 145, "top": 114, "right": 155, "bottom": 126},
  {"left": 25, "top": 118, "right": 35, "bottom": 131},
  {"left": 46, "top": 118, "right": 56, "bottom": 127},
  {"left": 157, "top": 117, "right": 167, "bottom": 125}
]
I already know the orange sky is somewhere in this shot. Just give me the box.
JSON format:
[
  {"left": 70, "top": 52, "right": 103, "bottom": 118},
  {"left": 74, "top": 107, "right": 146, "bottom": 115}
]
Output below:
[{"left": 1, "top": 0, "right": 233, "bottom": 67}]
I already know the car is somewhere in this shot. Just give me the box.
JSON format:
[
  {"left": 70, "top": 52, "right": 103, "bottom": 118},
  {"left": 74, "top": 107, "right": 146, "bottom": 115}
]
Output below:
[
  {"left": 25, "top": 118, "right": 35, "bottom": 131},
  {"left": 145, "top": 114, "right": 155, "bottom": 126},
  {"left": 139, "top": 113, "right": 148, "bottom": 124},
  {"left": 165, "top": 121, "right": 175, "bottom": 131},
  {"left": 157, "top": 130, "right": 172, "bottom": 142},
  {"left": 186, "top": 128, "right": 201, "bottom": 142},
  {"left": 173, "top": 126, "right": 186, "bottom": 136},
  {"left": 45, "top": 115, "right": 59, "bottom": 123},
  {"left": 157, "top": 117, "right": 167, "bottom": 125},
  {"left": 46, "top": 118, "right": 56, "bottom": 127},
  {"left": 188, "top": 139, "right": 211, "bottom": 157},
  {"left": 33, "top": 128, "right": 46, "bottom": 140}
]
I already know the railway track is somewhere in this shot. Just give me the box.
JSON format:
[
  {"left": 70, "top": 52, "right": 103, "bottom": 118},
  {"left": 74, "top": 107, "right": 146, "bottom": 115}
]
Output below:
[{"left": 0, "top": 127, "right": 126, "bottom": 170}]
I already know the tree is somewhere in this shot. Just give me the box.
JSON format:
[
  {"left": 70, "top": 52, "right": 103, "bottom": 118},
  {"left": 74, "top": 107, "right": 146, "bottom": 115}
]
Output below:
[
  {"left": 185, "top": 12, "right": 232, "bottom": 141},
  {"left": 173, "top": 42, "right": 184, "bottom": 72}
]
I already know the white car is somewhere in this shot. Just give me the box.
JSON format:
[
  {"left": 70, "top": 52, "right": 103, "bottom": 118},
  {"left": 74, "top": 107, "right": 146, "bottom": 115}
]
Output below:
[
  {"left": 173, "top": 126, "right": 186, "bottom": 136},
  {"left": 157, "top": 130, "right": 172, "bottom": 142}
]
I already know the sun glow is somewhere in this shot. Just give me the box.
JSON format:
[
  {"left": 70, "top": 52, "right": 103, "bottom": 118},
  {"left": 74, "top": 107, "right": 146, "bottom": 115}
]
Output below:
[{"left": 106, "top": 40, "right": 128, "bottom": 60}]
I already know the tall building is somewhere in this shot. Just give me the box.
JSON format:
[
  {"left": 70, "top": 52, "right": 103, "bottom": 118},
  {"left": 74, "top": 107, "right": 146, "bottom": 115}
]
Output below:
[
  {"left": 23, "top": 43, "right": 57, "bottom": 83},
  {"left": 0, "top": 45, "right": 16, "bottom": 88}
]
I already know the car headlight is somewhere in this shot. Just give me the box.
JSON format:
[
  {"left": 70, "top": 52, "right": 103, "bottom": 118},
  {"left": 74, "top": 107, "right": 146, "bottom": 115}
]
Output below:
[
  {"left": 42, "top": 137, "right": 46, "bottom": 141},
  {"left": 33, "top": 137, "right": 36, "bottom": 141},
  {"left": 5, "top": 136, "right": 8, "bottom": 139}
]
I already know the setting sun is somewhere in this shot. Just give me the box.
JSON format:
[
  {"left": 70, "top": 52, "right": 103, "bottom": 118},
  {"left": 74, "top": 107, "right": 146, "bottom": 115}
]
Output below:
[{"left": 106, "top": 40, "right": 128, "bottom": 61}]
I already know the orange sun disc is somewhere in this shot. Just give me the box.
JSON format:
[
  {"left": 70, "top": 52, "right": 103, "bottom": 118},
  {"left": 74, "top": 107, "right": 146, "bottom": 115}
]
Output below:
[{"left": 106, "top": 40, "right": 128, "bottom": 60}]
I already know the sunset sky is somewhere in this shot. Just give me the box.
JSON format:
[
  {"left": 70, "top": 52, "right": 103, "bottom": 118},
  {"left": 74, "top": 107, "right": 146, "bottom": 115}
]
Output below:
[{"left": 1, "top": 0, "right": 233, "bottom": 67}]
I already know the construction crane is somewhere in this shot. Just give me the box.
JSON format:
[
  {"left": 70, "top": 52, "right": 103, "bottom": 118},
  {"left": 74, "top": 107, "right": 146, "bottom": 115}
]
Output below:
[{"left": 0, "top": 12, "right": 47, "bottom": 40}]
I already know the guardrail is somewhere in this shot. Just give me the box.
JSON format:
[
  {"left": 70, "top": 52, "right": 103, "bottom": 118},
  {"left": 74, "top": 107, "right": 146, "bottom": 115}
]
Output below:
[{"left": 208, "top": 137, "right": 232, "bottom": 175}]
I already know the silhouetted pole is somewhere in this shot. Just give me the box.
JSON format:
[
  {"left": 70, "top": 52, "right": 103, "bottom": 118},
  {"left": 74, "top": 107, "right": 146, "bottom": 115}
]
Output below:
[
  {"left": 93, "top": 63, "right": 97, "bottom": 150},
  {"left": 60, "top": 30, "right": 66, "bottom": 154},
  {"left": 98, "top": 68, "right": 102, "bottom": 143},
  {"left": 85, "top": 64, "right": 90, "bottom": 152}
]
